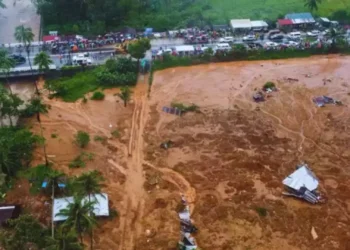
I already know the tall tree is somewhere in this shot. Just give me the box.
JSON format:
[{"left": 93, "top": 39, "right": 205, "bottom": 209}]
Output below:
[
  {"left": 23, "top": 97, "right": 49, "bottom": 165},
  {"left": 117, "top": 86, "right": 133, "bottom": 107},
  {"left": 127, "top": 38, "right": 151, "bottom": 69},
  {"left": 0, "top": 49, "right": 15, "bottom": 89},
  {"left": 73, "top": 170, "right": 104, "bottom": 250},
  {"left": 304, "top": 0, "right": 322, "bottom": 11},
  {"left": 14, "top": 25, "right": 37, "bottom": 93},
  {"left": 0, "top": 86, "right": 23, "bottom": 127},
  {"left": 45, "top": 226, "right": 83, "bottom": 250},
  {"left": 34, "top": 51, "right": 53, "bottom": 74},
  {"left": 57, "top": 196, "right": 97, "bottom": 244}
]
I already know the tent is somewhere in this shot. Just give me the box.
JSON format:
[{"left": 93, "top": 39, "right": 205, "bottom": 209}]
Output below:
[{"left": 53, "top": 193, "right": 109, "bottom": 222}]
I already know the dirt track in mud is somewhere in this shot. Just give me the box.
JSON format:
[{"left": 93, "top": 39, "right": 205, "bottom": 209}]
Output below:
[{"left": 5, "top": 55, "right": 350, "bottom": 250}]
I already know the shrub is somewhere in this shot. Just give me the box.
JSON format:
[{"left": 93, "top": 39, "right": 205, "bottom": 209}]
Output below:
[
  {"left": 263, "top": 82, "right": 276, "bottom": 90},
  {"left": 75, "top": 131, "right": 90, "bottom": 148},
  {"left": 69, "top": 154, "right": 86, "bottom": 168},
  {"left": 82, "top": 96, "right": 88, "bottom": 103},
  {"left": 111, "top": 129, "right": 120, "bottom": 138},
  {"left": 91, "top": 91, "right": 105, "bottom": 100},
  {"left": 171, "top": 102, "right": 199, "bottom": 113},
  {"left": 94, "top": 135, "right": 107, "bottom": 142},
  {"left": 51, "top": 133, "right": 58, "bottom": 138},
  {"left": 255, "top": 207, "right": 267, "bottom": 217},
  {"left": 68, "top": 152, "right": 94, "bottom": 168}
]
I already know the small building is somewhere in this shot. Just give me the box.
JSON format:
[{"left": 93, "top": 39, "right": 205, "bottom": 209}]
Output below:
[
  {"left": 284, "top": 12, "right": 315, "bottom": 28},
  {"left": 0, "top": 205, "right": 21, "bottom": 226},
  {"left": 251, "top": 20, "right": 268, "bottom": 31},
  {"left": 230, "top": 19, "right": 268, "bottom": 33},
  {"left": 230, "top": 19, "right": 252, "bottom": 33},
  {"left": 276, "top": 19, "right": 294, "bottom": 31},
  {"left": 53, "top": 193, "right": 109, "bottom": 222}
]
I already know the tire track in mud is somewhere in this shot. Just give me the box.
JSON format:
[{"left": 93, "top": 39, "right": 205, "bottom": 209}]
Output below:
[{"left": 118, "top": 82, "right": 148, "bottom": 250}]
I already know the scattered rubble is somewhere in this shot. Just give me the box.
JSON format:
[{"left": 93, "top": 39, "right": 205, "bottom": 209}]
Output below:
[
  {"left": 313, "top": 96, "right": 342, "bottom": 107},
  {"left": 160, "top": 140, "right": 174, "bottom": 150},
  {"left": 178, "top": 195, "right": 198, "bottom": 250}
]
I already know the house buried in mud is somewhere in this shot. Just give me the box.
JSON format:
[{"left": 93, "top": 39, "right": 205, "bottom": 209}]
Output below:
[
  {"left": 178, "top": 195, "right": 198, "bottom": 250},
  {"left": 282, "top": 164, "right": 324, "bottom": 204}
]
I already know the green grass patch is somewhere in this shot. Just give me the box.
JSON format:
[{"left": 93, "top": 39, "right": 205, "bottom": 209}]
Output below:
[
  {"left": 94, "top": 135, "right": 107, "bottom": 143},
  {"left": 90, "top": 91, "right": 105, "bottom": 100},
  {"left": 171, "top": 102, "right": 199, "bottom": 113},
  {"left": 68, "top": 152, "right": 94, "bottom": 168},
  {"left": 255, "top": 207, "right": 268, "bottom": 217},
  {"left": 111, "top": 129, "right": 120, "bottom": 138}
]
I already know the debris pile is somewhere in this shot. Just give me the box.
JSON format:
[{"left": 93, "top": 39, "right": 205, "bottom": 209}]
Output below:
[
  {"left": 313, "top": 95, "right": 342, "bottom": 107},
  {"left": 178, "top": 195, "right": 198, "bottom": 250},
  {"left": 160, "top": 140, "right": 174, "bottom": 150},
  {"left": 282, "top": 163, "right": 325, "bottom": 204}
]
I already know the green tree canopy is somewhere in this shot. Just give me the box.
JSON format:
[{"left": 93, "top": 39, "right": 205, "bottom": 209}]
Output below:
[
  {"left": 34, "top": 52, "right": 53, "bottom": 73},
  {"left": 45, "top": 227, "right": 83, "bottom": 250},
  {"left": 128, "top": 38, "right": 151, "bottom": 61},
  {"left": 75, "top": 131, "right": 90, "bottom": 148},
  {"left": 117, "top": 86, "right": 133, "bottom": 107},
  {"left": 57, "top": 196, "right": 97, "bottom": 243}
]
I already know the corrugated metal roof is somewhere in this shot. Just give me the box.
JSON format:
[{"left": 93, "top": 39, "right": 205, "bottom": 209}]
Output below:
[
  {"left": 285, "top": 13, "right": 315, "bottom": 23},
  {"left": 283, "top": 165, "right": 319, "bottom": 191},
  {"left": 53, "top": 193, "right": 109, "bottom": 222},
  {"left": 278, "top": 19, "right": 293, "bottom": 26},
  {"left": 320, "top": 17, "right": 330, "bottom": 22},
  {"left": 251, "top": 20, "right": 268, "bottom": 28},
  {"left": 230, "top": 19, "right": 252, "bottom": 29}
]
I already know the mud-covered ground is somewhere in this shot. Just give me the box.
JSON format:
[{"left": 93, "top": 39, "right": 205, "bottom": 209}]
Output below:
[{"left": 5, "top": 56, "right": 350, "bottom": 250}]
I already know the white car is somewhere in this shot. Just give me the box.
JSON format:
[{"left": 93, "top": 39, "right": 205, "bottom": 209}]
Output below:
[
  {"left": 72, "top": 53, "right": 92, "bottom": 65},
  {"left": 264, "top": 41, "right": 279, "bottom": 47},
  {"left": 307, "top": 30, "right": 321, "bottom": 37},
  {"left": 214, "top": 43, "right": 231, "bottom": 51},
  {"left": 219, "top": 36, "right": 235, "bottom": 43},
  {"left": 287, "top": 32, "right": 301, "bottom": 39},
  {"left": 243, "top": 35, "right": 256, "bottom": 42}
]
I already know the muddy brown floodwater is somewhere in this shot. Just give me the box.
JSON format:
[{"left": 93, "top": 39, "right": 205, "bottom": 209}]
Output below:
[{"left": 5, "top": 55, "right": 350, "bottom": 250}]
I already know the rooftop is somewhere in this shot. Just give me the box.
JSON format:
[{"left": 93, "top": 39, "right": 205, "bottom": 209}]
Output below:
[
  {"left": 283, "top": 165, "right": 319, "bottom": 191},
  {"left": 230, "top": 19, "right": 252, "bottom": 29},
  {"left": 53, "top": 193, "right": 109, "bottom": 222}
]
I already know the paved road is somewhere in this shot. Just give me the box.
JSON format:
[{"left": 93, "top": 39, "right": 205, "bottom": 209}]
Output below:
[{"left": 0, "top": 0, "right": 40, "bottom": 43}]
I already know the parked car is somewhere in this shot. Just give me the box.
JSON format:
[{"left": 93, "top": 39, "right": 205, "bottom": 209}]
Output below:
[
  {"left": 219, "top": 36, "right": 235, "bottom": 43},
  {"left": 214, "top": 43, "right": 231, "bottom": 51},
  {"left": 9, "top": 54, "right": 26, "bottom": 65},
  {"left": 270, "top": 34, "right": 284, "bottom": 41},
  {"left": 307, "top": 30, "right": 321, "bottom": 37},
  {"left": 264, "top": 41, "right": 279, "bottom": 48},
  {"left": 287, "top": 32, "right": 301, "bottom": 40},
  {"left": 72, "top": 53, "right": 93, "bottom": 65},
  {"left": 282, "top": 41, "right": 299, "bottom": 48},
  {"left": 242, "top": 35, "right": 256, "bottom": 42}
]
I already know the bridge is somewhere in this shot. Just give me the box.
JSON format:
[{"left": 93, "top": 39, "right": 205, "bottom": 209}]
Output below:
[{"left": 0, "top": 65, "right": 57, "bottom": 78}]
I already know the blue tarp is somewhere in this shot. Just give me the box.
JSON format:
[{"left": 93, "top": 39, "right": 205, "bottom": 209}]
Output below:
[
  {"left": 144, "top": 28, "right": 153, "bottom": 36},
  {"left": 42, "top": 182, "right": 66, "bottom": 188}
]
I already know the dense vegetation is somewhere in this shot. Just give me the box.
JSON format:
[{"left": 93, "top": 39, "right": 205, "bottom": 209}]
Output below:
[
  {"left": 45, "top": 57, "right": 138, "bottom": 102},
  {"left": 33, "top": 0, "right": 350, "bottom": 35}
]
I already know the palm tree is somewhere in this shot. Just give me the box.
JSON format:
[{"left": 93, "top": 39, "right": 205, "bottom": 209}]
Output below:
[
  {"left": 73, "top": 170, "right": 104, "bottom": 250},
  {"left": 46, "top": 170, "right": 66, "bottom": 238},
  {"left": 26, "top": 97, "right": 49, "bottom": 165},
  {"left": 117, "top": 86, "right": 133, "bottom": 107},
  {"left": 14, "top": 25, "right": 36, "bottom": 92},
  {"left": 34, "top": 51, "right": 53, "bottom": 74},
  {"left": 304, "top": 0, "right": 322, "bottom": 11},
  {"left": 45, "top": 226, "right": 83, "bottom": 250},
  {"left": 0, "top": 49, "right": 15, "bottom": 89},
  {"left": 57, "top": 196, "right": 97, "bottom": 244}
]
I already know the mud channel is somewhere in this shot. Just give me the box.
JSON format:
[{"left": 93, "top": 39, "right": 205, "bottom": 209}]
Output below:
[{"left": 5, "top": 55, "right": 350, "bottom": 250}]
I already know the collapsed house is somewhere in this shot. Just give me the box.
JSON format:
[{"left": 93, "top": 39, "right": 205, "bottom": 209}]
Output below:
[
  {"left": 282, "top": 164, "right": 324, "bottom": 204},
  {"left": 253, "top": 91, "right": 265, "bottom": 102},
  {"left": 313, "top": 96, "right": 341, "bottom": 107},
  {"left": 178, "top": 195, "right": 198, "bottom": 250}
]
